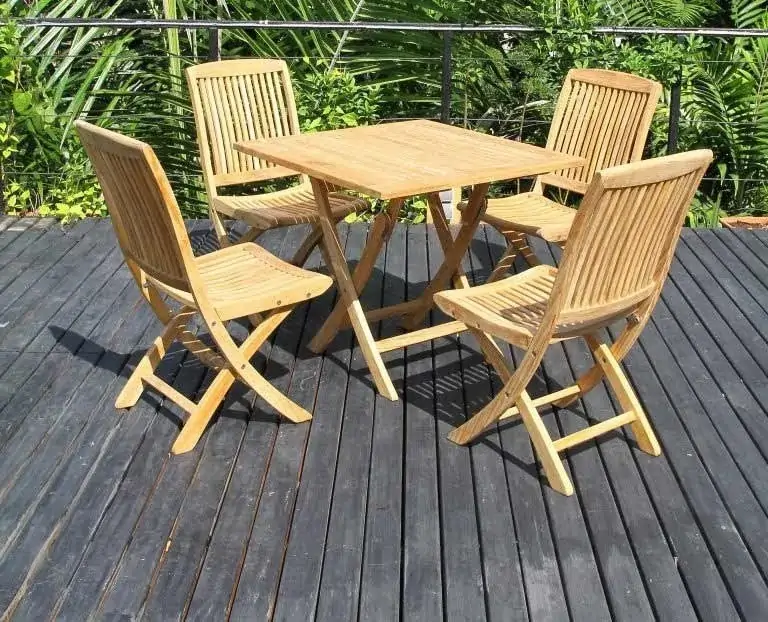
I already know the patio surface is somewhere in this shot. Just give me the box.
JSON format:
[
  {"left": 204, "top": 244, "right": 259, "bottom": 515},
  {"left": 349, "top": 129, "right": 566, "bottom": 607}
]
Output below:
[{"left": 1, "top": 216, "right": 768, "bottom": 621}]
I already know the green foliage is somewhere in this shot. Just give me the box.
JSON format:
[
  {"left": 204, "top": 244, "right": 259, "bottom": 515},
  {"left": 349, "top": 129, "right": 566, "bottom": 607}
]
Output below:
[
  {"left": 2, "top": 0, "right": 768, "bottom": 224},
  {"left": 0, "top": 6, "right": 107, "bottom": 219},
  {"left": 296, "top": 63, "right": 381, "bottom": 131}
]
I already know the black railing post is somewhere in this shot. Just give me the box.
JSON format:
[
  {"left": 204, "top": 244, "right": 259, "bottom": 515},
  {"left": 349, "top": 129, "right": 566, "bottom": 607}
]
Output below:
[
  {"left": 208, "top": 27, "right": 221, "bottom": 61},
  {"left": 667, "top": 40, "right": 684, "bottom": 154},
  {"left": 667, "top": 79, "right": 680, "bottom": 153},
  {"left": 440, "top": 30, "right": 453, "bottom": 123}
]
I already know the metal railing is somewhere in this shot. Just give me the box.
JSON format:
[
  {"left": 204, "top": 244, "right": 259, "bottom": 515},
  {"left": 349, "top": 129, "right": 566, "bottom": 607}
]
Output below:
[{"left": 5, "top": 18, "right": 768, "bottom": 216}]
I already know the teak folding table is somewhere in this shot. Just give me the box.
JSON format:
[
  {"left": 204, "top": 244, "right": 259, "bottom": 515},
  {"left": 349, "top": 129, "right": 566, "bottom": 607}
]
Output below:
[{"left": 235, "top": 120, "right": 584, "bottom": 400}]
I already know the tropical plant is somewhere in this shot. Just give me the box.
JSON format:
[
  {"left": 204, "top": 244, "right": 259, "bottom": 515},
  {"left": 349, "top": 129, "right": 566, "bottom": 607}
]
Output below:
[{"left": 2, "top": 0, "right": 768, "bottom": 223}]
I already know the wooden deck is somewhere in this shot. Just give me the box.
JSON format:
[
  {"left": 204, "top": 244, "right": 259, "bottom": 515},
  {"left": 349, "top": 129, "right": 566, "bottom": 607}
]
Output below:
[{"left": 1, "top": 215, "right": 768, "bottom": 621}]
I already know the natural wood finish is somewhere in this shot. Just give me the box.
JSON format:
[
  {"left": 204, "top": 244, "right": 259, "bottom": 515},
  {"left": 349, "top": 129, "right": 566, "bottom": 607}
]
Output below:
[
  {"left": 498, "top": 384, "right": 581, "bottom": 420},
  {"left": 719, "top": 216, "right": 768, "bottom": 230},
  {"left": 310, "top": 178, "right": 398, "bottom": 400},
  {"left": 375, "top": 320, "right": 466, "bottom": 353},
  {"left": 551, "top": 411, "right": 637, "bottom": 452},
  {"left": 401, "top": 183, "right": 491, "bottom": 331},
  {"left": 309, "top": 197, "right": 404, "bottom": 353},
  {"left": 235, "top": 119, "right": 585, "bottom": 200},
  {"left": 186, "top": 59, "right": 365, "bottom": 250},
  {"left": 435, "top": 150, "right": 712, "bottom": 494},
  {"left": 235, "top": 121, "right": 583, "bottom": 399},
  {"left": 481, "top": 68, "right": 663, "bottom": 273},
  {"left": 426, "top": 191, "right": 511, "bottom": 382},
  {"left": 75, "top": 121, "right": 333, "bottom": 453}
]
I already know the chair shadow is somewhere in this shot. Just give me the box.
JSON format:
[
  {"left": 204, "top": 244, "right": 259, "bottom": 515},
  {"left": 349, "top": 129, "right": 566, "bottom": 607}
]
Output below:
[{"left": 48, "top": 325, "right": 288, "bottom": 430}]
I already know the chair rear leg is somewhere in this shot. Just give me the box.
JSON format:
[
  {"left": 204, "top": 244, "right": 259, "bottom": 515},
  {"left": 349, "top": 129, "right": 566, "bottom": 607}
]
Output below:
[
  {"left": 487, "top": 240, "right": 519, "bottom": 282},
  {"left": 290, "top": 224, "right": 324, "bottom": 267},
  {"left": 115, "top": 309, "right": 192, "bottom": 409},
  {"left": 590, "top": 338, "right": 661, "bottom": 456},
  {"left": 237, "top": 226, "right": 264, "bottom": 244},
  {"left": 487, "top": 231, "right": 539, "bottom": 282},
  {"left": 510, "top": 231, "right": 540, "bottom": 267},
  {"left": 209, "top": 207, "right": 231, "bottom": 248},
  {"left": 172, "top": 306, "right": 309, "bottom": 454}
]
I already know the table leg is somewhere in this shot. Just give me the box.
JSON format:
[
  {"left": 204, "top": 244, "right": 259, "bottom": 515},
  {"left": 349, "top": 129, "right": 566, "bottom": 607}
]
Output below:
[
  {"left": 426, "top": 193, "right": 470, "bottom": 290},
  {"left": 426, "top": 192, "right": 511, "bottom": 382},
  {"left": 309, "top": 197, "right": 403, "bottom": 354},
  {"left": 402, "top": 183, "right": 489, "bottom": 331},
  {"left": 309, "top": 178, "right": 399, "bottom": 400}
]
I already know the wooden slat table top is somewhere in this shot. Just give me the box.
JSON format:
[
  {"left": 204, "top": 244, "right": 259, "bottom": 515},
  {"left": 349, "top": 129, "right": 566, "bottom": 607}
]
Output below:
[{"left": 235, "top": 120, "right": 586, "bottom": 199}]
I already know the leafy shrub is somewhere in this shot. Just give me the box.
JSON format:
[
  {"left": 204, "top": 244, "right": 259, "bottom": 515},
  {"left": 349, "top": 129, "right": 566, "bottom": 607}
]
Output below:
[
  {"left": 0, "top": 10, "right": 106, "bottom": 220},
  {"left": 295, "top": 63, "right": 381, "bottom": 132}
]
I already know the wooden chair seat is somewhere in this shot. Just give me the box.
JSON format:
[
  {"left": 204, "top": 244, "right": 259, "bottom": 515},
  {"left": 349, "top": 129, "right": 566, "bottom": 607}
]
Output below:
[
  {"left": 480, "top": 194, "right": 575, "bottom": 243},
  {"left": 435, "top": 265, "right": 558, "bottom": 348},
  {"left": 148, "top": 243, "right": 333, "bottom": 321},
  {"left": 213, "top": 184, "right": 366, "bottom": 230}
]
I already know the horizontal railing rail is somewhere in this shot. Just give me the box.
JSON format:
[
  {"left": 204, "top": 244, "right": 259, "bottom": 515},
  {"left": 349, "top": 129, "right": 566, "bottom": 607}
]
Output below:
[{"left": 12, "top": 18, "right": 768, "bottom": 38}]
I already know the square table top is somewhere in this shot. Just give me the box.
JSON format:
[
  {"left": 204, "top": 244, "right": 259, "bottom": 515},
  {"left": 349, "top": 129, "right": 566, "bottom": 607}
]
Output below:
[{"left": 235, "top": 119, "right": 586, "bottom": 200}]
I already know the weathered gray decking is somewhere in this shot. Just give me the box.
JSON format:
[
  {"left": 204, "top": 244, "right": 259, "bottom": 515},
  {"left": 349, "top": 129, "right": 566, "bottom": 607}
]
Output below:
[{"left": 1, "top": 215, "right": 768, "bottom": 621}]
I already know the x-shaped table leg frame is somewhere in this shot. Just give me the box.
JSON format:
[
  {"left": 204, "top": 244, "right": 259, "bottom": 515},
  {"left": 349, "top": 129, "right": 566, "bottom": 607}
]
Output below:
[{"left": 307, "top": 180, "right": 499, "bottom": 399}]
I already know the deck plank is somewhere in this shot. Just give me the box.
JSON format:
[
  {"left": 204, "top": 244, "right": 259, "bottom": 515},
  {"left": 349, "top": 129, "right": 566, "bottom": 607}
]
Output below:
[
  {"left": 231, "top": 226, "right": 353, "bottom": 621},
  {"left": 0, "top": 222, "right": 118, "bottom": 352},
  {"left": 358, "top": 225, "right": 407, "bottom": 622},
  {"left": 461, "top": 227, "right": 529, "bottom": 622},
  {"left": 429, "top": 227, "right": 488, "bottom": 622},
  {"left": 483, "top": 228, "right": 570, "bottom": 622},
  {"left": 312, "top": 223, "right": 387, "bottom": 622},
  {"left": 0, "top": 218, "right": 43, "bottom": 257},
  {"left": 401, "top": 224, "right": 443, "bottom": 622},
  {"left": 1, "top": 221, "right": 767, "bottom": 620},
  {"left": 1, "top": 310, "right": 162, "bottom": 619}
]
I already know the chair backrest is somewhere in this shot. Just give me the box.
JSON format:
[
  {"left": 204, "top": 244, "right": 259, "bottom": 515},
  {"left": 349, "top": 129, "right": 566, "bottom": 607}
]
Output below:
[
  {"left": 186, "top": 59, "right": 302, "bottom": 193},
  {"left": 75, "top": 121, "right": 195, "bottom": 292},
  {"left": 549, "top": 149, "right": 712, "bottom": 334},
  {"left": 538, "top": 68, "right": 662, "bottom": 196}
]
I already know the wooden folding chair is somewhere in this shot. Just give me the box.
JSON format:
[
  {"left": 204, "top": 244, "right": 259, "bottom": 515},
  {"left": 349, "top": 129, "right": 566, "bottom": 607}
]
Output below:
[
  {"left": 435, "top": 150, "right": 712, "bottom": 495},
  {"left": 75, "top": 121, "right": 333, "bottom": 454},
  {"left": 186, "top": 59, "right": 366, "bottom": 258},
  {"left": 479, "top": 68, "right": 662, "bottom": 278}
]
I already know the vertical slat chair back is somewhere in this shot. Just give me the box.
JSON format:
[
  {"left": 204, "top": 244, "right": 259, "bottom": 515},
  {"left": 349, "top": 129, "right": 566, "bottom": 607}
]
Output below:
[
  {"left": 186, "top": 59, "right": 303, "bottom": 195},
  {"left": 537, "top": 68, "right": 662, "bottom": 195},
  {"left": 75, "top": 121, "right": 195, "bottom": 292},
  {"left": 551, "top": 150, "right": 713, "bottom": 332}
]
